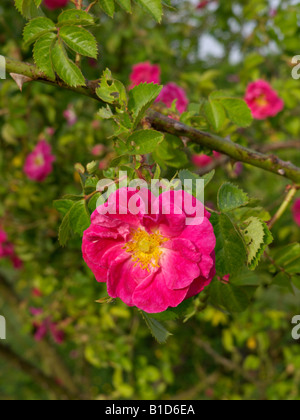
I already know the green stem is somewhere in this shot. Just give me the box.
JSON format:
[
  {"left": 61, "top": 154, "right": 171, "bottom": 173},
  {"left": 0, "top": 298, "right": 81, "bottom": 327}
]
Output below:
[
  {"left": 4, "top": 57, "right": 300, "bottom": 184},
  {"left": 146, "top": 111, "right": 300, "bottom": 185},
  {"left": 268, "top": 186, "right": 298, "bottom": 229}
]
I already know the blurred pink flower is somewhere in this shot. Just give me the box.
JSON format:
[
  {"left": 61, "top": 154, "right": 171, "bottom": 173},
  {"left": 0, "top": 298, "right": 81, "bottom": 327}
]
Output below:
[
  {"left": 24, "top": 140, "right": 55, "bottom": 182},
  {"left": 217, "top": 274, "right": 230, "bottom": 284},
  {"left": 234, "top": 162, "right": 244, "bottom": 176},
  {"left": 46, "top": 127, "right": 55, "bottom": 137},
  {"left": 156, "top": 83, "right": 189, "bottom": 114},
  {"left": 82, "top": 188, "right": 216, "bottom": 313},
  {"left": 0, "top": 229, "right": 23, "bottom": 269},
  {"left": 32, "top": 288, "right": 43, "bottom": 298},
  {"left": 92, "top": 120, "right": 100, "bottom": 130},
  {"left": 92, "top": 144, "right": 105, "bottom": 156},
  {"left": 63, "top": 107, "right": 77, "bottom": 126},
  {"left": 292, "top": 199, "right": 300, "bottom": 226},
  {"left": 197, "top": 0, "right": 210, "bottom": 9},
  {"left": 0, "top": 230, "right": 8, "bottom": 248},
  {"left": 197, "top": 0, "right": 217, "bottom": 9},
  {"left": 192, "top": 151, "right": 221, "bottom": 168},
  {"left": 245, "top": 80, "right": 284, "bottom": 120},
  {"left": 30, "top": 308, "right": 65, "bottom": 344},
  {"left": 43, "top": 0, "right": 69, "bottom": 10},
  {"left": 88, "top": 58, "right": 98, "bottom": 68},
  {"left": 98, "top": 161, "right": 108, "bottom": 170},
  {"left": 129, "top": 62, "right": 161, "bottom": 89},
  {"left": 11, "top": 255, "right": 23, "bottom": 270},
  {"left": 192, "top": 154, "right": 213, "bottom": 167}
]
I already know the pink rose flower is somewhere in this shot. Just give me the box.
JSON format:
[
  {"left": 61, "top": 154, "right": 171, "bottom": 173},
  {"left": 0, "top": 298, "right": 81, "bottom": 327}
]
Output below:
[
  {"left": 245, "top": 80, "right": 284, "bottom": 120},
  {"left": 156, "top": 83, "right": 189, "bottom": 114},
  {"left": 292, "top": 199, "right": 300, "bottom": 226},
  {"left": 129, "top": 62, "right": 161, "bottom": 89},
  {"left": 30, "top": 308, "right": 65, "bottom": 344},
  {"left": 24, "top": 140, "right": 55, "bottom": 182},
  {"left": 82, "top": 188, "right": 216, "bottom": 313},
  {"left": 43, "top": 0, "right": 69, "bottom": 10}
]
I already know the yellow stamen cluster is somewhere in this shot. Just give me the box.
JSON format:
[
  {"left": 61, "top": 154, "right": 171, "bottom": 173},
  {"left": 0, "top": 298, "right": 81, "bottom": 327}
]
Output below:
[
  {"left": 255, "top": 94, "right": 268, "bottom": 107},
  {"left": 124, "top": 228, "right": 168, "bottom": 271}
]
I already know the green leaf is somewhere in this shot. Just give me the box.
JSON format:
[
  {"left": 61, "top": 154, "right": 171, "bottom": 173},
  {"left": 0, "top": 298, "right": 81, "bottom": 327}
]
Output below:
[
  {"left": 218, "top": 182, "right": 249, "bottom": 212},
  {"left": 178, "top": 169, "right": 215, "bottom": 198},
  {"left": 33, "top": 32, "right": 56, "bottom": 80},
  {"left": 116, "top": 0, "right": 132, "bottom": 12},
  {"left": 99, "top": 0, "right": 115, "bottom": 17},
  {"left": 128, "top": 83, "right": 163, "bottom": 127},
  {"left": 240, "top": 217, "right": 273, "bottom": 270},
  {"left": 69, "top": 200, "right": 91, "bottom": 236},
  {"left": 273, "top": 272, "right": 294, "bottom": 293},
  {"left": 135, "top": 0, "right": 163, "bottom": 22},
  {"left": 221, "top": 98, "right": 253, "bottom": 127},
  {"left": 292, "top": 275, "right": 300, "bottom": 290},
  {"left": 209, "top": 92, "right": 253, "bottom": 128},
  {"left": 51, "top": 40, "right": 86, "bottom": 87},
  {"left": 53, "top": 199, "right": 74, "bottom": 217},
  {"left": 15, "top": 0, "right": 23, "bottom": 14},
  {"left": 58, "top": 200, "right": 90, "bottom": 245},
  {"left": 15, "top": 0, "right": 44, "bottom": 19},
  {"left": 273, "top": 243, "right": 300, "bottom": 267},
  {"left": 23, "top": 17, "right": 56, "bottom": 45},
  {"left": 204, "top": 99, "right": 226, "bottom": 132},
  {"left": 141, "top": 312, "right": 172, "bottom": 344},
  {"left": 127, "top": 130, "right": 164, "bottom": 155},
  {"left": 59, "top": 26, "right": 98, "bottom": 59},
  {"left": 88, "top": 193, "right": 102, "bottom": 213},
  {"left": 96, "top": 69, "right": 127, "bottom": 107},
  {"left": 211, "top": 213, "right": 247, "bottom": 277},
  {"left": 57, "top": 9, "right": 95, "bottom": 26},
  {"left": 98, "top": 106, "right": 114, "bottom": 119},
  {"left": 210, "top": 281, "right": 252, "bottom": 313},
  {"left": 59, "top": 210, "right": 72, "bottom": 247},
  {"left": 110, "top": 154, "right": 130, "bottom": 167},
  {"left": 271, "top": 243, "right": 300, "bottom": 276}
]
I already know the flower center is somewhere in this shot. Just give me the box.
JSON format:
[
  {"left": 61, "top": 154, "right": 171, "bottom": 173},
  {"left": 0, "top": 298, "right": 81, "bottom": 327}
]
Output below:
[
  {"left": 34, "top": 154, "right": 45, "bottom": 167},
  {"left": 124, "top": 228, "right": 168, "bottom": 271},
  {"left": 255, "top": 94, "right": 268, "bottom": 107}
]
